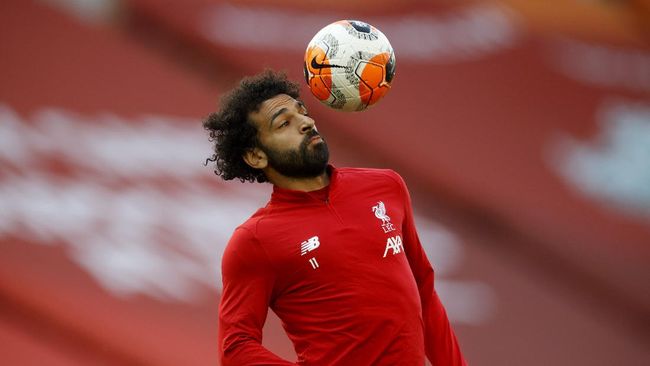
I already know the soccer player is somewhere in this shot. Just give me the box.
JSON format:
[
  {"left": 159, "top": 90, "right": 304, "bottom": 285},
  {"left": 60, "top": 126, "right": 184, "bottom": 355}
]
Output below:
[{"left": 204, "top": 70, "right": 467, "bottom": 365}]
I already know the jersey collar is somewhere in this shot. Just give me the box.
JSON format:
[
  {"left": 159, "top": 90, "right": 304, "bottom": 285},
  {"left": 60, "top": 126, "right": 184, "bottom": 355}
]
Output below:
[{"left": 270, "top": 164, "right": 338, "bottom": 204}]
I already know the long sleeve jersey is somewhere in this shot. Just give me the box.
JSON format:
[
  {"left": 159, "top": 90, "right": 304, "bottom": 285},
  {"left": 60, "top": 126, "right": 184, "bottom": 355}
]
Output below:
[{"left": 218, "top": 166, "right": 466, "bottom": 365}]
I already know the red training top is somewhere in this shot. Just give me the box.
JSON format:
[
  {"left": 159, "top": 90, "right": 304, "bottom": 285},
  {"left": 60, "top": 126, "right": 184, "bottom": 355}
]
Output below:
[{"left": 218, "top": 166, "right": 466, "bottom": 365}]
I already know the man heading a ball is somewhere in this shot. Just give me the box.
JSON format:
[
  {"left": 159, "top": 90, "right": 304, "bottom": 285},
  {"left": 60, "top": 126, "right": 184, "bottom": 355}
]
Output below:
[{"left": 204, "top": 70, "right": 467, "bottom": 366}]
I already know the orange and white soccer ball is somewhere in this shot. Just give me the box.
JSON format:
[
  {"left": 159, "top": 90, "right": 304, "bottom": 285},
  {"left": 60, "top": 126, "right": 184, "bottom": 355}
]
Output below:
[{"left": 304, "top": 20, "right": 396, "bottom": 112}]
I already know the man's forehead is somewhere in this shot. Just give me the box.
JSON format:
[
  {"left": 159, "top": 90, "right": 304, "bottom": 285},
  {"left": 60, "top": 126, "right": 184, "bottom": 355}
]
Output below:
[
  {"left": 249, "top": 94, "right": 301, "bottom": 129},
  {"left": 258, "top": 94, "right": 295, "bottom": 114}
]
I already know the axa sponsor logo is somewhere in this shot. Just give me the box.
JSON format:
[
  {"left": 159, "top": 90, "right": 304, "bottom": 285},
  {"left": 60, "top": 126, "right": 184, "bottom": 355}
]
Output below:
[{"left": 383, "top": 235, "right": 404, "bottom": 258}]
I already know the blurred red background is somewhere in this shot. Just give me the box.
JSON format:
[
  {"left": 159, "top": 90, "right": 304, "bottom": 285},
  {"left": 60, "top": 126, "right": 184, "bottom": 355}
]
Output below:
[{"left": 1, "top": 0, "right": 649, "bottom": 365}]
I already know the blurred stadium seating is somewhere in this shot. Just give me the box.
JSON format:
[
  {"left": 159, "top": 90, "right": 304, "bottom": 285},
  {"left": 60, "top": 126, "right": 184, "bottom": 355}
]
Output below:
[{"left": 1, "top": 0, "right": 648, "bottom": 365}]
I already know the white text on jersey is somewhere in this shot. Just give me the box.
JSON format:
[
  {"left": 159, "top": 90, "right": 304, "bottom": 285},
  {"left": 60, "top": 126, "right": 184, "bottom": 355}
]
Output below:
[{"left": 383, "top": 235, "right": 404, "bottom": 257}]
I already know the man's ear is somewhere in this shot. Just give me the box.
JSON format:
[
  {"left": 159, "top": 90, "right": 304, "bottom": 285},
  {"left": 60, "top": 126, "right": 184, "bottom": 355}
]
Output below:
[{"left": 243, "top": 147, "right": 268, "bottom": 169}]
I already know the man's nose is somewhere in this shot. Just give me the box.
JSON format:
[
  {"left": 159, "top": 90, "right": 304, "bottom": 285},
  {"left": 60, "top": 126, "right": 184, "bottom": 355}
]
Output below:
[{"left": 300, "top": 116, "right": 315, "bottom": 133}]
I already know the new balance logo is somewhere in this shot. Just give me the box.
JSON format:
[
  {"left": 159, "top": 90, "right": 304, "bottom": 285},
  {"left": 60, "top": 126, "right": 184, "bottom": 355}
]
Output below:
[
  {"left": 383, "top": 235, "right": 404, "bottom": 258},
  {"left": 300, "top": 236, "right": 320, "bottom": 256}
]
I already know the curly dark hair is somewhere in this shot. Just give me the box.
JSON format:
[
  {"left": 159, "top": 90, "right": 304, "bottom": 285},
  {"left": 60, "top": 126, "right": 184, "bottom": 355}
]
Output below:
[{"left": 203, "top": 70, "right": 301, "bottom": 183}]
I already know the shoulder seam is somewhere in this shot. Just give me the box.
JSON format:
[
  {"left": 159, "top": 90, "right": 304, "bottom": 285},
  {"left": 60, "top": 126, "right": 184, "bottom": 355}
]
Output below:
[{"left": 243, "top": 215, "right": 283, "bottom": 277}]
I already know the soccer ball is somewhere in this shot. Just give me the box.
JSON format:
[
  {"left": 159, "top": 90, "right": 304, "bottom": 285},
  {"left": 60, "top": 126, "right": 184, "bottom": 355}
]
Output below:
[{"left": 303, "top": 20, "right": 396, "bottom": 112}]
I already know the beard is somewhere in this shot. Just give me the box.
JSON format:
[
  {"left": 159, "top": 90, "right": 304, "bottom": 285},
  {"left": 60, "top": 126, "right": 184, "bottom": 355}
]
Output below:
[{"left": 260, "top": 130, "right": 330, "bottom": 179}]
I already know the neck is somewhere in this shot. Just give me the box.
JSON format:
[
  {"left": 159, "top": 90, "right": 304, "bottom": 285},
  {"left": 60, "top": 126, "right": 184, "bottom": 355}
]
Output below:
[{"left": 266, "top": 168, "right": 330, "bottom": 192}]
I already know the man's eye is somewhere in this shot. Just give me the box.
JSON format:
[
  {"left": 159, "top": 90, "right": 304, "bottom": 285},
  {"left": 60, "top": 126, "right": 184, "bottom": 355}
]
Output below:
[{"left": 279, "top": 121, "right": 289, "bottom": 128}]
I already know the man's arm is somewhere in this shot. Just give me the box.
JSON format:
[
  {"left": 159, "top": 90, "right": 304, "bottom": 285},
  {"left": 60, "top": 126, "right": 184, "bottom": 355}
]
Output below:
[
  {"left": 219, "top": 227, "right": 295, "bottom": 365},
  {"left": 392, "top": 172, "right": 467, "bottom": 366}
]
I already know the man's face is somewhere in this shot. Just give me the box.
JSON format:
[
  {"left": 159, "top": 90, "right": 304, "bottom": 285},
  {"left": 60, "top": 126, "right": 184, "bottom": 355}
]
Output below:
[{"left": 248, "top": 94, "right": 329, "bottom": 178}]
